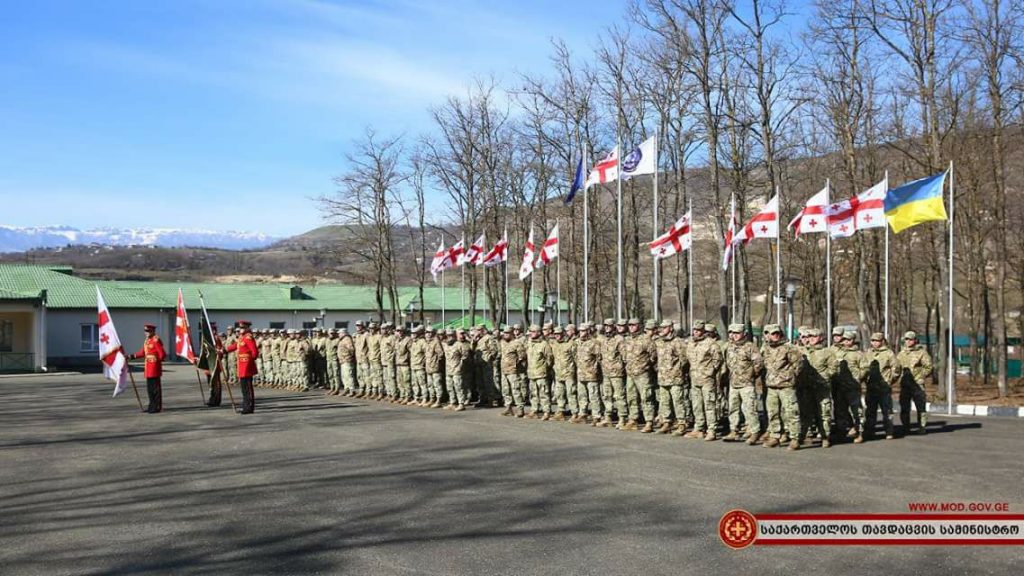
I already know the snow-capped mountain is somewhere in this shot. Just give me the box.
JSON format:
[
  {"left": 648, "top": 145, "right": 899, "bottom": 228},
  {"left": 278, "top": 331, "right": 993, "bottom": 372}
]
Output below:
[{"left": 0, "top": 225, "right": 280, "bottom": 252}]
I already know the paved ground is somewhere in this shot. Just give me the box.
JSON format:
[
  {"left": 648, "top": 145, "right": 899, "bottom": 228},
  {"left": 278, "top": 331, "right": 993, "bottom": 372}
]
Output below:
[{"left": 1, "top": 366, "right": 1022, "bottom": 575}]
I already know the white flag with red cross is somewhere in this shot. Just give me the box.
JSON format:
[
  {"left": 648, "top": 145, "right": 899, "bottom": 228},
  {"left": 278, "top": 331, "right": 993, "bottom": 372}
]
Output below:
[
  {"left": 461, "top": 233, "right": 486, "bottom": 266},
  {"left": 448, "top": 239, "right": 466, "bottom": 268},
  {"left": 518, "top": 229, "right": 536, "bottom": 281},
  {"left": 649, "top": 211, "right": 691, "bottom": 259},
  {"left": 482, "top": 230, "right": 508, "bottom": 268},
  {"left": 732, "top": 194, "right": 779, "bottom": 245},
  {"left": 585, "top": 147, "right": 619, "bottom": 188},
  {"left": 788, "top": 187, "right": 829, "bottom": 237},
  {"left": 96, "top": 286, "right": 129, "bottom": 397},
  {"left": 534, "top": 224, "right": 559, "bottom": 269},
  {"left": 175, "top": 288, "right": 196, "bottom": 363},
  {"left": 430, "top": 239, "right": 453, "bottom": 282},
  {"left": 828, "top": 180, "right": 887, "bottom": 238}
]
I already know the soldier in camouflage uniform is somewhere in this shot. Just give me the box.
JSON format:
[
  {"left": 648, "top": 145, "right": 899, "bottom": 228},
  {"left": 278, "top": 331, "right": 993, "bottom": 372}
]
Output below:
[
  {"left": 526, "top": 324, "right": 554, "bottom": 419},
  {"left": 326, "top": 329, "right": 341, "bottom": 395},
  {"left": 270, "top": 330, "right": 284, "bottom": 388},
  {"left": 896, "top": 331, "right": 930, "bottom": 435},
  {"left": 598, "top": 319, "right": 626, "bottom": 428},
  {"left": 499, "top": 326, "right": 527, "bottom": 416},
  {"left": 705, "top": 324, "right": 729, "bottom": 426},
  {"left": 337, "top": 327, "right": 356, "bottom": 396},
  {"left": 224, "top": 326, "right": 238, "bottom": 385},
  {"left": 377, "top": 323, "right": 395, "bottom": 401},
  {"left": 833, "top": 330, "right": 866, "bottom": 441},
  {"left": 551, "top": 325, "right": 578, "bottom": 421},
  {"left": 686, "top": 322, "right": 724, "bottom": 440},
  {"left": 621, "top": 319, "right": 657, "bottom": 433},
  {"left": 444, "top": 329, "right": 470, "bottom": 410},
  {"left": 394, "top": 325, "right": 412, "bottom": 404},
  {"left": 723, "top": 323, "right": 763, "bottom": 444},
  {"left": 762, "top": 324, "right": 805, "bottom": 450},
  {"left": 654, "top": 320, "right": 688, "bottom": 434},
  {"left": 353, "top": 321, "right": 369, "bottom": 397},
  {"left": 475, "top": 324, "right": 500, "bottom": 407},
  {"left": 409, "top": 326, "right": 427, "bottom": 405},
  {"left": 574, "top": 322, "right": 601, "bottom": 424},
  {"left": 366, "top": 322, "right": 383, "bottom": 399},
  {"left": 864, "top": 332, "right": 899, "bottom": 439},
  {"left": 423, "top": 326, "right": 445, "bottom": 407},
  {"left": 801, "top": 328, "right": 839, "bottom": 447}
]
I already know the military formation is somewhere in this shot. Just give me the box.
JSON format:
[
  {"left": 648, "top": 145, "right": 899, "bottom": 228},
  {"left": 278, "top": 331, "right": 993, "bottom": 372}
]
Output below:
[{"left": 230, "top": 318, "right": 932, "bottom": 449}]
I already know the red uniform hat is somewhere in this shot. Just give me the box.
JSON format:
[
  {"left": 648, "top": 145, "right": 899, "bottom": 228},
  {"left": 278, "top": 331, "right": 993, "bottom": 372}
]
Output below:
[
  {"left": 143, "top": 324, "right": 156, "bottom": 331},
  {"left": 237, "top": 320, "right": 252, "bottom": 327}
]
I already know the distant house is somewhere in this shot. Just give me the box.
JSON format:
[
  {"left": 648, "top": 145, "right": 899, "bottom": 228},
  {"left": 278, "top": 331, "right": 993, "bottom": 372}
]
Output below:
[{"left": 0, "top": 265, "right": 562, "bottom": 371}]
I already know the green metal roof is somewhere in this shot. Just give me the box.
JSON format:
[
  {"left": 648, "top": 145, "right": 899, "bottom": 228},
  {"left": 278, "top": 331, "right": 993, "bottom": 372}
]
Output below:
[{"left": 0, "top": 264, "right": 568, "bottom": 312}]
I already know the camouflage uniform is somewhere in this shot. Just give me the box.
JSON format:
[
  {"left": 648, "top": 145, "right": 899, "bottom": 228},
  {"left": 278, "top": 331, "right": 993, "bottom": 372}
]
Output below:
[
  {"left": 270, "top": 333, "right": 285, "bottom": 387},
  {"left": 833, "top": 333, "right": 866, "bottom": 438},
  {"left": 499, "top": 330, "right": 527, "bottom": 416},
  {"left": 551, "top": 327, "right": 578, "bottom": 419},
  {"left": 526, "top": 328, "right": 554, "bottom": 417},
  {"left": 575, "top": 324, "right": 602, "bottom": 422},
  {"left": 326, "top": 331, "right": 341, "bottom": 394},
  {"left": 655, "top": 322, "right": 689, "bottom": 433},
  {"left": 423, "top": 329, "right": 445, "bottom": 406},
  {"left": 409, "top": 328, "right": 427, "bottom": 403},
  {"left": 687, "top": 330, "right": 724, "bottom": 437},
  {"left": 623, "top": 320, "right": 657, "bottom": 430},
  {"left": 367, "top": 327, "right": 383, "bottom": 397},
  {"left": 724, "top": 330, "right": 763, "bottom": 441},
  {"left": 864, "top": 334, "right": 900, "bottom": 438},
  {"left": 380, "top": 327, "right": 397, "bottom": 399},
  {"left": 600, "top": 321, "right": 627, "bottom": 426},
  {"left": 475, "top": 329, "right": 500, "bottom": 405},
  {"left": 337, "top": 330, "right": 356, "bottom": 395},
  {"left": 762, "top": 326, "right": 805, "bottom": 448},
  {"left": 444, "top": 332, "right": 470, "bottom": 408},
  {"left": 354, "top": 325, "right": 369, "bottom": 395},
  {"left": 394, "top": 329, "right": 411, "bottom": 402},
  {"left": 896, "top": 333, "right": 931, "bottom": 434},
  {"left": 802, "top": 332, "right": 839, "bottom": 442},
  {"left": 224, "top": 330, "right": 238, "bottom": 384}
]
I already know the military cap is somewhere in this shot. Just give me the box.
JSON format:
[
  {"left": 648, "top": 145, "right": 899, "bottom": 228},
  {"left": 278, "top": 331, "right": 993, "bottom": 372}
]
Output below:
[
  {"left": 704, "top": 323, "right": 718, "bottom": 332},
  {"left": 728, "top": 323, "right": 744, "bottom": 333},
  {"left": 395, "top": 325, "right": 406, "bottom": 332},
  {"left": 903, "top": 330, "right": 918, "bottom": 340},
  {"left": 617, "top": 318, "right": 627, "bottom": 326},
  {"left": 644, "top": 319, "right": 656, "bottom": 330},
  {"left": 842, "top": 330, "right": 857, "bottom": 340},
  {"left": 807, "top": 328, "right": 822, "bottom": 337},
  {"left": 328, "top": 328, "right": 337, "bottom": 334},
  {"left": 528, "top": 324, "right": 541, "bottom": 332},
  {"left": 502, "top": 325, "right": 513, "bottom": 334},
  {"left": 797, "top": 325, "right": 810, "bottom": 336},
  {"left": 579, "top": 322, "right": 591, "bottom": 330},
  {"left": 143, "top": 323, "right": 156, "bottom": 331},
  {"left": 425, "top": 326, "right": 435, "bottom": 333},
  {"left": 355, "top": 320, "right": 365, "bottom": 327},
  {"left": 339, "top": 328, "right": 348, "bottom": 335},
  {"left": 659, "top": 319, "right": 674, "bottom": 329},
  {"left": 237, "top": 319, "right": 252, "bottom": 327},
  {"left": 553, "top": 326, "right": 564, "bottom": 334},
  {"left": 692, "top": 319, "right": 705, "bottom": 329},
  {"left": 869, "top": 332, "right": 885, "bottom": 341},
  {"left": 476, "top": 323, "right": 486, "bottom": 330},
  {"left": 369, "top": 321, "right": 379, "bottom": 329},
  {"left": 627, "top": 317, "right": 640, "bottom": 325},
  {"left": 445, "top": 328, "right": 455, "bottom": 336},
  {"left": 512, "top": 323, "right": 523, "bottom": 331},
  {"left": 455, "top": 328, "right": 464, "bottom": 335},
  {"left": 764, "top": 324, "right": 782, "bottom": 334},
  {"left": 603, "top": 318, "right": 615, "bottom": 327},
  {"left": 565, "top": 323, "right": 576, "bottom": 331},
  {"left": 543, "top": 321, "right": 554, "bottom": 329},
  {"left": 832, "top": 326, "right": 845, "bottom": 336},
  {"left": 412, "top": 325, "right": 423, "bottom": 333}
]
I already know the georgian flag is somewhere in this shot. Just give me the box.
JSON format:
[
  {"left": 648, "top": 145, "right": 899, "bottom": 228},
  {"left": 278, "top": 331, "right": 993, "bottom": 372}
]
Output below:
[
  {"left": 482, "top": 230, "right": 509, "bottom": 267},
  {"left": 722, "top": 197, "right": 738, "bottom": 271},
  {"left": 534, "top": 224, "right": 559, "bottom": 269},
  {"left": 788, "top": 187, "right": 829, "bottom": 237},
  {"left": 585, "top": 147, "right": 619, "bottom": 188},
  {"left": 461, "top": 233, "right": 486, "bottom": 266},
  {"left": 96, "top": 286, "right": 129, "bottom": 397},
  {"left": 518, "top": 229, "right": 536, "bottom": 281},
  {"left": 620, "top": 136, "right": 657, "bottom": 179},
  {"left": 430, "top": 240, "right": 452, "bottom": 282},
  {"left": 448, "top": 239, "right": 466, "bottom": 268},
  {"left": 649, "top": 211, "right": 691, "bottom": 259},
  {"left": 732, "top": 194, "right": 779, "bottom": 245},
  {"left": 175, "top": 288, "right": 196, "bottom": 363},
  {"left": 828, "top": 180, "right": 887, "bottom": 238}
]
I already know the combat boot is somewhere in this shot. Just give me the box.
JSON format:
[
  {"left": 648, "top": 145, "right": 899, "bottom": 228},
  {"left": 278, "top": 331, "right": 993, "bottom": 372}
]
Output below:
[
  {"left": 722, "top": 431, "right": 739, "bottom": 441},
  {"left": 779, "top": 433, "right": 790, "bottom": 444},
  {"left": 640, "top": 422, "right": 654, "bottom": 433},
  {"left": 454, "top": 405, "right": 465, "bottom": 412},
  {"left": 515, "top": 410, "right": 525, "bottom": 418},
  {"left": 626, "top": 420, "right": 640, "bottom": 431},
  {"left": 657, "top": 422, "right": 672, "bottom": 434},
  {"left": 704, "top": 431, "right": 717, "bottom": 441},
  {"left": 552, "top": 412, "right": 566, "bottom": 422},
  {"left": 501, "top": 407, "right": 512, "bottom": 416},
  {"left": 822, "top": 438, "right": 831, "bottom": 448},
  {"left": 746, "top": 435, "right": 759, "bottom": 446},
  {"left": 684, "top": 430, "right": 703, "bottom": 439},
  {"left": 763, "top": 437, "right": 780, "bottom": 448},
  {"left": 787, "top": 439, "right": 800, "bottom": 451}
]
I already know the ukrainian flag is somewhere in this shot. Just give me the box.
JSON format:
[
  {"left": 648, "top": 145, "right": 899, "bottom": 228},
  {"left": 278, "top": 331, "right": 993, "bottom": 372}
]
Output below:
[{"left": 884, "top": 171, "right": 948, "bottom": 233}]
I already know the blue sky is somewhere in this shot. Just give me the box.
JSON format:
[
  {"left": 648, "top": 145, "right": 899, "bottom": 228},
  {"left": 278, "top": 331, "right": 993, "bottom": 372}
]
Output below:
[{"left": 0, "top": 0, "right": 622, "bottom": 236}]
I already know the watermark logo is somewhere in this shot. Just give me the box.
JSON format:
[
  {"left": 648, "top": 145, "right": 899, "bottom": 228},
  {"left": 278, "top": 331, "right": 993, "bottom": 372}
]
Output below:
[{"left": 719, "top": 509, "right": 758, "bottom": 549}]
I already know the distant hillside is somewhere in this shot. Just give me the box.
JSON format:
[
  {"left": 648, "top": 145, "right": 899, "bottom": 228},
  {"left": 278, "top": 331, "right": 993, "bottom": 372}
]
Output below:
[{"left": 0, "top": 225, "right": 280, "bottom": 253}]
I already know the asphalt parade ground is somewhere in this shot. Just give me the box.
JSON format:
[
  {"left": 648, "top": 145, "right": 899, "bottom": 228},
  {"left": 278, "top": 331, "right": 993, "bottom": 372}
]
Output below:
[{"left": 1, "top": 366, "right": 1022, "bottom": 575}]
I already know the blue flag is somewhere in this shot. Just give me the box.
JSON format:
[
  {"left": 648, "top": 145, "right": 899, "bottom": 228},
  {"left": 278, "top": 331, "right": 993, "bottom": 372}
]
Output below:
[{"left": 564, "top": 155, "right": 584, "bottom": 204}]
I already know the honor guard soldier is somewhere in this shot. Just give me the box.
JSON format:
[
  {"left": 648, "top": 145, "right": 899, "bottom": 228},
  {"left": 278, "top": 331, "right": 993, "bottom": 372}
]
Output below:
[
  {"left": 221, "top": 320, "right": 259, "bottom": 414},
  {"left": 128, "top": 324, "right": 167, "bottom": 413},
  {"left": 896, "top": 331, "right": 931, "bottom": 435},
  {"left": 204, "top": 322, "right": 226, "bottom": 406}
]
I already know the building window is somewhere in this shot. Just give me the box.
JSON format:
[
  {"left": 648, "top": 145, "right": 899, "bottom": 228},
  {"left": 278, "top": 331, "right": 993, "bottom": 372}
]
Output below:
[
  {"left": 334, "top": 321, "right": 349, "bottom": 330},
  {"left": 81, "top": 324, "right": 99, "bottom": 353},
  {"left": 301, "top": 321, "right": 317, "bottom": 330},
  {"left": 269, "top": 322, "right": 285, "bottom": 330},
  {"left": 0, "top": 320, "right": 13, "bottom": 352}
]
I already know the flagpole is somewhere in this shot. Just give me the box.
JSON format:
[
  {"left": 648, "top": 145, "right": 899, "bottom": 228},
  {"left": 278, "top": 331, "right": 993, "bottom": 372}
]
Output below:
[
  {"left": 441, "top": 233, "right": 446, "bottom": 325},
  {"left": 775, "top": 186, "right": 782, "bottom": 328},
  {"left": 179, "top": 290, "right": 206, "bottom": 402},
  {"left": 583, "top": 141, "right": 590, "bottom": 324},
  {"left": 947, "top": 160, "right": 955, "bottom": 414},
  {"left": 652, "top": 128, "right": 659, "bottom": 321},
  {"left": 199, "top": 291, "right": 236, "bottom": 412},
  {"left": 530, "top": 223, "right": 536, "bottom": 325},
  {"left": 826, "top": 178, "right": 833, "bottom": 343},
  {"left": 884, "top": 171, "right": 890, "bottom": 340},
  {"left": 556, "top": 218, "right": 562, "bottom": 325},
  {"left": 505, "top": 228, "right": 510, "bottom": 327},
  {"left": 688, "top": 195, "right": 693, "bottom": 328},
  {"left": 731, "top": 195, "right": 737, "bottom": 322},
  {"left": 616, "top": 132, "right": 624, "bottom": 320},
  {"left": 123, "top": 358, "right": 146, "bottom": 412},
  {"left": 461, "top": 233, "right": 466, "bottom": 327}
]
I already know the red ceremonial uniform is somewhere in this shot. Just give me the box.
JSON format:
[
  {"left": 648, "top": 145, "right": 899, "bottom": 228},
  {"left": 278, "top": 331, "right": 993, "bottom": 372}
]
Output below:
[
  {"left": 132, "top": 335, "right": 167, "bottom": 378},
  {"left": 226, "top": 333, "right": 259, "bottom": 378}
]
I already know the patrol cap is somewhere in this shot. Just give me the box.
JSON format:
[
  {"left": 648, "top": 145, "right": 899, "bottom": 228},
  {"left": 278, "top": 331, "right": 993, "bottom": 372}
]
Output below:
[
  {"left": 903, "top": 330, "right": 918, "bottom": 340},
  {"left": 617, "top": 318, "right": 628, "bottom": 326},
  {"left": 728, "top": 323, "right": 744, "bottom": 333},
  {"left": 528, "top": 324, "right": 541, "bottom": 332},
  {"left": 512, "top": 323, "right": 523, "bottom": 331},
  {"left": 579, "top": 322, "right": 591, "bottom": 331},
  {"left": 765, "top": 324, "right": 782, "bottom": 334},
  {"left": 369, "top": 321, "right": 379, "bottom": 329},
  {"left": 328, "top": 328, "right": 337, "bottom": 334},
  {"left": 476, "top": 323, "right": 486, "bottom": 330},
  {"left": 842, "top": 330, "right": 857, "bottom": 340},
  {"left": 565, "top": 323, "right": 576, "bottom": 332},
  {"left": 807, "top": 328, "right": 822, "bottom": 337},
  {"left": 143, "top": 323, "right": 156, "bottom": 331},
  {"left": 603, "top": 318, "right": 615, "bottom": 327},
  {"left": 644, "top": 319, "right": 656, "bottom": 330},
  {"left": 626, "top": 317, "right": 639, "bottom": 326},
  {"left": 502, "top": 325, "right": 513, "bottom": 334},
  {"left": 412, "top": 325, "right": 423, "bottom": 333},
  {"left": 355, "top": 320, "right": 365, "bottom": 327},
  {"left": 395, "top": 325, "right": 406, "bottom": 332},
  {"left": 704, "top": 323, "right": 718, "bottom": 332},
  {"left": 425, "top": 326, "right": 435, "bottom": 333},
  {"left": 553, "top": 326, "right": 564, "bottom": 334},
  {"left": 869, "top": 332, "right": 885, "bottom": 341},
  {"left": 659, "top": 319, "right": 674, "bottom": 329},
  {"left": 543, "top": 321, "right": 554, "bottom": 329},
  {"left": 692, "top": 319, "right": 705, "bottom": 329},
  {"left": 455, "top": 328, "right": 464, "bottom": 335},
  {"left": 445, "top": 328, "right": 455, "bottom": 336},
  {"left": 339, "top": 328, "right": 348, "bottom": 335},
  {"left": 797, "top": 325, "right": 810, "bottom": 336},
  {"left": 832, "top": 327, "right": 845, "bottom": 336}
]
